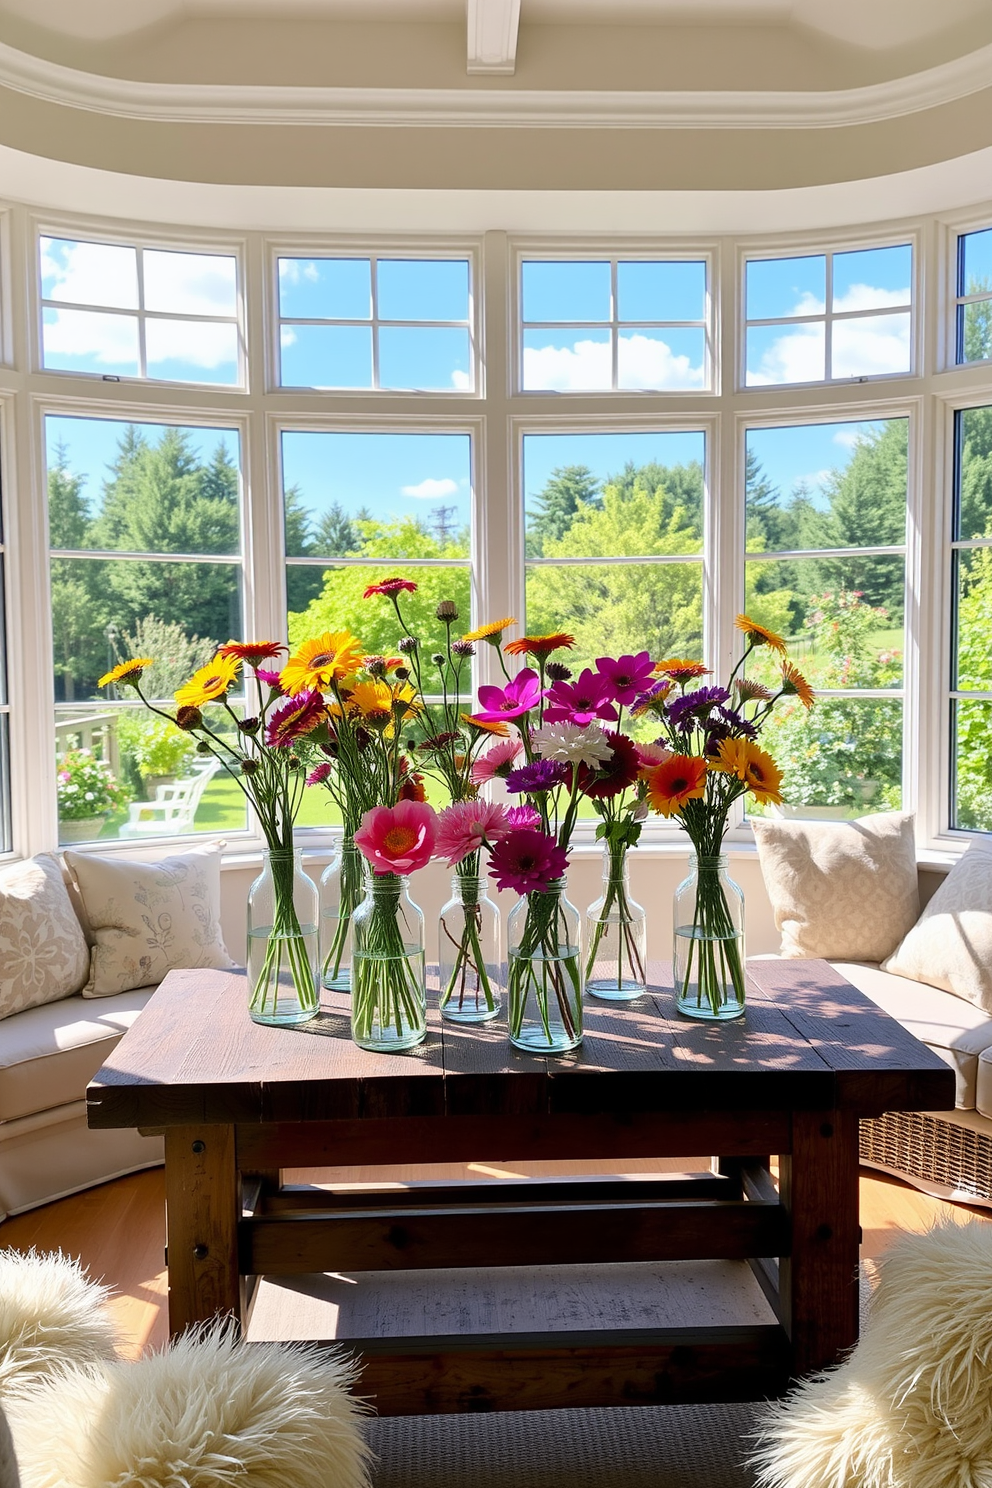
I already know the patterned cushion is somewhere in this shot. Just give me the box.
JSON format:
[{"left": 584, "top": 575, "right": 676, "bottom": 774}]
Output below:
[
  {"left": 0, "top": 854, "right": 90, "bottom": 1020},
  {"left": 883, "top": 844, "right": 992, "bottom": 1012},
  {"left": 63, "top": 844, "right": 235, "bottom": 997},
  {"left": 752, "top": 811, "right": 920, "bottom": 963}
]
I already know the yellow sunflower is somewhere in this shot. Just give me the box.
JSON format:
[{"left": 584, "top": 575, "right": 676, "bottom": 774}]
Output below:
[
  {"left": 175, "top": 654, "right": 241, "bottom": 710},
  {"left": 711, "top": 738, "right": 783, "bottom": 806},
  {"left": 346, "top": 679, "right": 394, "bottom": 718},
  {"left": 98, "top": 657, "right": 154, "bottom": 689},
  {"left": 280, "top": 632, "right": 364, "bottom": 693},
  {"left": 462, "top": 617, "right": 516, "bottom": 645},
  {"left": 735, "top": 614, "right": 787, "bottom": 654},
  {"left": 780, "top": 662, "right": 815, "bottom": 710}
]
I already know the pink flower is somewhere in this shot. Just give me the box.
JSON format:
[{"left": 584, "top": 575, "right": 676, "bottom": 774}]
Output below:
[
  {"left": 488, "top": 829, "right": 569, "bottom": 895},
  {"left": 355, "top": 800, "right": 438, "bottom": 875},
  {"left": 473, "top": 668, "right": 545, "bottom": 723},
  {"left": 434, "top": 800, "right": 511, "bottom": 866},
  {"left": 543, "top": 668, "right": 618, "bottom": 726},
  {"left": 264, "top": 690, "right": 325, "bottom": 747},
  {"left": 595, "top": 652, "right": 655, "bottom": 707},
  {"left": 506, "top": 804, "right": 541, "bottom": 830},
  {"left": 306, "top": 762, "right": 332, "bottom": 786},
  {"left": 471, "top": 738, "right": 522, "bottom": 784},
  {"left": 255, "top": 668, "right": 284, "bottom": 689},
  {"left": 635, "top": 741, "right": 673, "bottom": 769}
]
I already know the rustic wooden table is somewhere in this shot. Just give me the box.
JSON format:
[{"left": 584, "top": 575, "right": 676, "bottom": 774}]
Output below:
[{"left": 87, "top": 959, "right": 954, "bottom": 1415}]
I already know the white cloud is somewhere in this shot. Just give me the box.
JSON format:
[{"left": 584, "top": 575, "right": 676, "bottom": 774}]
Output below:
[
  {"left": 793, "top": 469, "right": 834, "bottom": 494},
  {"left": 833, "top": 428, "right": 861, "bottom": 449},
  {"left": 747, "top": 308, "right": 910, "bottom": 386},
  {"left": 401, "top": 477, "right": 459, "bottom": 499},
  {"left": 43, "top": 307, "right": 138, "bottom": 367},
  {"left": 146, "top": 319, "right": 238, "bottom": 370},
  {"left": 280, "top": 326, "right": 297, "bottom": 348},
  {"left": 42, "top": 239, "right": 236, "bottom": 320},
  {"left": 451, "top": 369, "right": 471, "bottom": 390},
  {"left": 523, "top": 333, "right": 704, "bottom": 392},
  {"left": 746, "top": 323, "right": 825, "bottom": 386},
  {"left": 833, "top": 283, "right": 910, "bottom": 314},
  {"left": 42, "top": 239, "right": 138, "bottom": 310}
]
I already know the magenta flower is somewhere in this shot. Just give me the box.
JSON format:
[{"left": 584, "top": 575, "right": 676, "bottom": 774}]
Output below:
[
  {"left": 355, "top": 800, "right": 438, "bottom": 875},
  {"left": 255, "top": 668, "right": 284, "bottom": 689},
  {"left": 306, "top": 762, "right": 332, "bottom": 786},
  {"left": 264, "top": 690, "right": 325, "bottom": 748},
  {"left": 506, "top": 804, "right": 541, "bottom": 830},
  {"left": 489, "top": 829, "right": 569, "bottom": 896},
  {"left": 543, "top": 668, "right": 618, "bottom": 726},
  {"left": 434, "top": 800, "right": 511, "bottom": 866},
  {"left": 470, "top": 737, "right": 522, "bottom": 784},
  {"left": 595, "top": 652, "right": 655, "bottom": 707},
  {"left": 473, "top": 667, "right": 545, "bottom": 723}
]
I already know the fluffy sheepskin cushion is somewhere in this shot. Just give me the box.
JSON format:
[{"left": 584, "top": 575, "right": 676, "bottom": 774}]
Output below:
[
  {"left": 0, "top": 1250, "right": 118, "bottom": 1397},
  {"left": 751, "top": 1219, "right": 992, "bottom": 1488},
  {"left": 7, "top": 1324, "right": 372, "bottom": 1488},
  {"left": 0, "top": 1403, "right": 18, "bottom": 1488}
]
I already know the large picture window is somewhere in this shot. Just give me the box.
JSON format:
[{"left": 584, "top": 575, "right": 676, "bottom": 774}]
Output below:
[{"left": 950, "top": 404, "right": 992, "bottom": 830}]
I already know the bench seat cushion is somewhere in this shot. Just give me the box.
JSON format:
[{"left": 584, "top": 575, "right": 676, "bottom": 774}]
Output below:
[
  {"left": 0, "top": 987, "right": 155, "bottom": 1123},
  {"left": 833, "top": 961, "right": 992, "bottom": 1111}
]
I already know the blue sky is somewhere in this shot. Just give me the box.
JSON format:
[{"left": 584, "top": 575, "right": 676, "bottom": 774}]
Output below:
[
  {"left": 46, "top": 416, "right": 239, "bottom": 514},
  {"left": 746, "top": 418, "right": 904, "bottom": 507},
  {"left": 280, "top": 431, "right": 472, "bottom": 532}
]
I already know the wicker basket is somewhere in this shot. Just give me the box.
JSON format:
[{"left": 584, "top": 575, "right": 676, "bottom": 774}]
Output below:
[{"left": 860, "top": 1110, "right": 992, "bottom": 1207}]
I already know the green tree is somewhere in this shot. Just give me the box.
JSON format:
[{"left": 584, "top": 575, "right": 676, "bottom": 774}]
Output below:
[
  {"left": 813, "top": 421, "right": 908, "bottom": 618},
  {"left": 48, "top": 450, "right": 107, "bottom": 702},
  {"left": 526, "top": 465, "right": 602, "bottom": 556},
  {"left": 962, "top": 277, "right": 992, "bottom": 364}
]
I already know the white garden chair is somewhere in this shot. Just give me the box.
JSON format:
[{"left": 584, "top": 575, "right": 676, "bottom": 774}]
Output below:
[{"left": 118, "top": 757, "right": 222, "bottom": 838}]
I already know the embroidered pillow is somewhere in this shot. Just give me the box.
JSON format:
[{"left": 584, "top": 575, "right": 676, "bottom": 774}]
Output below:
[
  {"left": 0, "top": 853, "right": 90, "bottom": 1019},
  {"left": 883, "top": 844, "right": 992, "bottom": 1011},
  {"left": 752, "top": 811, "right": 920, "bottom": 963},
  {"left": 63, "top": 843, "right": 235, "bottom": 997}
]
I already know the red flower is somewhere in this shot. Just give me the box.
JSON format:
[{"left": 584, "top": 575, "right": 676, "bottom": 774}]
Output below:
[
  {"left": 263, "top": 690, "right": 325, "bottom": 748},
  {"left": 577, "top": 731, "right": 640, "bottom": 799},
  {"left": 363, "top": 578, "right": 419, "bottom": 598},
  {"left": 217, "top": 641, "right": 286, "bottom": 667}
]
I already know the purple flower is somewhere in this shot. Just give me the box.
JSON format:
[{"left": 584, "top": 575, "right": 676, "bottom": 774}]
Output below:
[
  {"left": 716, "top": 705, "right": 757, "bottom": 739},
  {"left": 506, "top": 803, "right": 541, "bottom": 830},
  {"left": 473, "top": 667, "right": 545, "bottom": 723},
  {"left": 595, "top": 652, "right": 655, "bottom": 707},
  {"left": 543, "top": 668, "right": 618, "bottom": 726},
  {"left": 489, "top": 829, "right": 569, "bottom": 895},
  {"left": 506, "top": 759, "right": 570, "bottom": 794},
  {"left": 667, "top": 686, "right": 731, "bottom": 731}
]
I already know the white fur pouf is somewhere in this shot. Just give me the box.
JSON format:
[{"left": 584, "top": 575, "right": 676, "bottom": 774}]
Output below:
[
  {"left": 0, "top": 1250, "right": 118, "bottom": 1396},
  {"left": 751, "top": 1219, "right": 992, "bottom": 1488},
  {"left": 7, "top": 1324, "right": 372, "bottom": 1488}
]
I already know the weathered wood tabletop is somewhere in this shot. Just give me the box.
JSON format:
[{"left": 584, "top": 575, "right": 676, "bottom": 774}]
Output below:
[{"left": 87, "top": 959, "right": 955, "bottom": 1415}]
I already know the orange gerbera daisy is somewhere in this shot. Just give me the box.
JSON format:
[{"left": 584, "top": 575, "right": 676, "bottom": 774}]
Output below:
[
  {"left": 504, "top": 632, "right": 575, "bottom": 658},
  {"left": 99, "top": 657, "right": 154, "bottom": 689},
  {"left": 654, "top": 658, "right": 711, "bottom": 682},
  {"left": 735, "top": 676, "right": 774, "bottom": 703},
  {"left": 461, "top": 713, "right": 510, "bottom": 737},
  {"left": 462, "top": 618, "right": 516, "bottom": 645},
  {"left": 644, "top": 754, "right": 708, "bottom": 818},
  {"left": 735, "top": 615, "right": 788, "bottom": 654},
  {"left": 711, "top": 738, "right": 784, "bottom": 806},
  {"left": 174, "top": 654, "right": 241, "bottom": 710},
  {"left": 280, "top": 632, "right": 364, "bottom": 693},
  {"left": 779, "top": 662, "right": 815, "bottom": 710},
  {"left": 217, "top": 641, "right": 286, "bottom": 667}
]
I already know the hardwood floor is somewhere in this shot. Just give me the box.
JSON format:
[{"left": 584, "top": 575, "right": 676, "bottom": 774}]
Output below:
[{"left": 1, "top": 1160, "right": 987, "bottom": 1361}]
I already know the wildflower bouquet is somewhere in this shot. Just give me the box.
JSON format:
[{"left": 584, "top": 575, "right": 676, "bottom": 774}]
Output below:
[
  {"left": 100, "top": 644, "right": 324, "bottom": 1023},
  {"left": 635, "top": 616, "right": 814, "bottom": 1018}
]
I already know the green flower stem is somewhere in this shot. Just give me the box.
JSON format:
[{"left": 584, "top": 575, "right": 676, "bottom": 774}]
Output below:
[
  {"left": 321, "top": 837, "right": 362, "bottom": 985},
  {"left": 508, "top": 886, "right": 581, "bottom": 1046},
  {"left": 438, "top": 857, "right": 496, "bottom": 1014},
  {"left": 585, "top": 843, "right": 646, "bottom": 989},
  {"left": 676, "top": 857, "right": 746, "bottom": 1016},
  {"left": 249, "top": 851, "right": 317, "bottom": 1018},
  {"left": 352, "top": 874, "right": 425, "bottom": 1044}
]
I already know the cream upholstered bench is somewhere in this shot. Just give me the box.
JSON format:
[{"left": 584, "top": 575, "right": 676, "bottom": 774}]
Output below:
[
  {"left": 753, "top": 812, "right": 992, "bottom": 1209},
  {"left": 0, "top": 845, "right": 234, "bottom": 1222}
]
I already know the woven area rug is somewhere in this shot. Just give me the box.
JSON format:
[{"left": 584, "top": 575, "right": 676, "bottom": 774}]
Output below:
[{"left": 368, "top": 1401, "right": 760, "bottom": 1487}]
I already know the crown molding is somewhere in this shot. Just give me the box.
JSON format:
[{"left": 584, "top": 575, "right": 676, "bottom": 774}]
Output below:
[{"left": 0, "top": 36, "right": 990, "bottom": 130}]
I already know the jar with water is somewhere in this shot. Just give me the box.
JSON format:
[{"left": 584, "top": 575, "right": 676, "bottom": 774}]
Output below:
[{"left": 673, "top": 853, "right": 746, "bottom": 1020}]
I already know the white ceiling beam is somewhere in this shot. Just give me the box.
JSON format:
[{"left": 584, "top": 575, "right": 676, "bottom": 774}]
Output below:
[{"left": 467, "top": 0, "right": 521, "bottom": 74}]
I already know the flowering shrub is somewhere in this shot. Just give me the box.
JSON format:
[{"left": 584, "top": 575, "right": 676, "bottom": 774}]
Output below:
[{"left": 56, "top": 749, "right": 131, "bottom": 820}]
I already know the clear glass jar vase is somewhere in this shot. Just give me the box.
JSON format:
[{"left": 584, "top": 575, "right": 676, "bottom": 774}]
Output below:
[
  {"left": 507, "top": 877, "right": 583, "bottom": 1053},
  {"left": 319, "top": 835, "right": 361, "bottom": 992},
  {"left": 584, "top": 843, "right": 647, "bottom": 1001},
  {"left": 673, "top": 852, "right": 746, "bottom": 1020},
  {"left": 246, "top": 848, "right": 320, "bottom": 1026},
  {"left": 351, "top": 869, "right": 427, "bottom": 1052},
  {"left": 438, "top": 859, "right": 502, "bottom": 1024}
]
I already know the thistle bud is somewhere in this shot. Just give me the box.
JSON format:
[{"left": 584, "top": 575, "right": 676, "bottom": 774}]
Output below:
[
  {"left": 238, "top": 716, "right": 260, "bottom": 735},
  {"left": 394, "top": 666, "right": 410, "bottom": 681},
  {"left": 241, "top": 757, "right": 260, "bottom": 775},
  {"left": 431, "top": 652, "right": 446, "bottom": 666},
  {"left": 546, "top": 662, "right": 572, "bottom": 682},
  {"left": 364, "top": 655, "right": 387, "bottom": 678},
  {"left": 398, "top": 636, "right": 418, "bottom": 654},
  {"left": 435, "top": 600, "right": 459, "bottom": 622},
  {"left": 175, "top": 705, "right": 203, "bottom": 731},
  {"left": 451, "top": 639, "right": 474, "bottom": 657},
  {"left": 196, "top": 740, "right": 212, "bottom": 755}
]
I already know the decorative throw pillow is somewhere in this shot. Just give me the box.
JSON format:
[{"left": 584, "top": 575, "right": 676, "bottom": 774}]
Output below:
[
  {"left": 882, "top": 844, "right": 992, "bottom": 1011},
  {"left": 0, "top": 853, "right": 90, "bottom": 1020},
  {"left": 752, "top": 811, "right": 920, "bottom": 963},
  {"left": 63, "top": 843, "right": 235, "bottom": 997}
]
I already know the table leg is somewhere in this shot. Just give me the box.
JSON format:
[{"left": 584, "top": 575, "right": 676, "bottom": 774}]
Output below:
[
  {"left": 164, "top": 1124, "right": 242, "bottom": 1339},
  {"left": 779, "top": 1109, "right": 860, "bottom": 1377}
]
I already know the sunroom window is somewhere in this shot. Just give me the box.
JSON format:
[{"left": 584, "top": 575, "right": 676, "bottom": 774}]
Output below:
[
  {"left": 950, "top": 404, "right": 992, "bottom": 830},
  {"left": 955, "top": 228, "right": 992, "bottom": 365}
]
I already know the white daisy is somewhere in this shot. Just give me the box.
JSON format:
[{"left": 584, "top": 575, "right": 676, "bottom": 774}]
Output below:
[{"left": 531, "top": 721, "right": 613, "bottom": 769}]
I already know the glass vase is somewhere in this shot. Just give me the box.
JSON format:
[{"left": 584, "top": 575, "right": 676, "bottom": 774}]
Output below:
[
  {"left": 319, "top": 834, "right": 361, "bottom": 992},
  {"left": 507, "top": 877, "right": 583, "bottom": 1054},
  {"left": 246, "top": 848, "right": 319, "bottom": 1026},
  {"left": 352, "top": 869, "right": 427, "bottom": 1052},
  {"left": 584, "top": 842, "right": 647, "bottom": 1001},
  {"left": 673, "top": 853, "right": 746, "bottom": 1020},
  {"left": 438, "top": 857, "right": 502, "bottom": 1024}
]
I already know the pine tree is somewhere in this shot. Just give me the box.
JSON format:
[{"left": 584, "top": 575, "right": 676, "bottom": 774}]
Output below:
[{"left": 527, "top": 465, "right": 602, "bottom": 555}]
